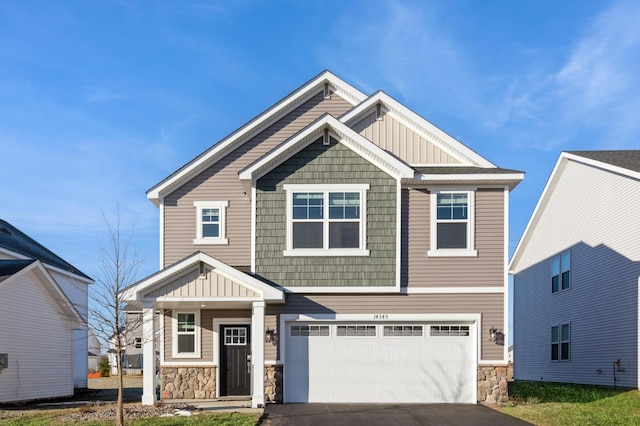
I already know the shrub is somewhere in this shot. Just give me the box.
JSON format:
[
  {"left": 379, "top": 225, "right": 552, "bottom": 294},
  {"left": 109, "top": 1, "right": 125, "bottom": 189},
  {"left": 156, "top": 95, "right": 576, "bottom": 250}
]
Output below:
[{"left": 98, "top": 355, "right": 111, "bottom": 377}]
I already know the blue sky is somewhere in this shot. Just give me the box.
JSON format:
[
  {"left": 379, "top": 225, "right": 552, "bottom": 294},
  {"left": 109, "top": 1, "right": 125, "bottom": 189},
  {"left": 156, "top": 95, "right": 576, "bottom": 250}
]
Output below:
[{"left": 1, "top": 0, "right": 639, "bottom": 307}]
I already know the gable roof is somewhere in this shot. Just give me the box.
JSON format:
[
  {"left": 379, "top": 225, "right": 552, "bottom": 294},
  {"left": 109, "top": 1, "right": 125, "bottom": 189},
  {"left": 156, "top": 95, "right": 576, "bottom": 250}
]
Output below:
[
  {"left": 340, "top": 91, "right": 496, "bottom": 167},
  {"left": 0, "top": 219, "right": 92, "bottom": 281},
  {"left": 146, "top": 70, "right": 367, "bottom": 205},
  {"left": 509, "top": 150, "right": 640, "bottom": 273},
  {"left": 0, "top": 259, "right": 86, "bottom": 326},
  {"left": 238, "top": 113, "right": 416, "bottom": 187},
  {"left": 121, "top": 251, "right": 284, "bottom": 304}
]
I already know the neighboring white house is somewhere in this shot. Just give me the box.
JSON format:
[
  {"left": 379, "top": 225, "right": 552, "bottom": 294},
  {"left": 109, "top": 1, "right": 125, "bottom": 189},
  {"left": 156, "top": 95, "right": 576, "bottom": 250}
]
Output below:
[
  {"left": 0, "top": 219, "right": 92, "bottom": 402},
  {"left": 509, "top": 151, "right": 640, "bottom": 389},
  {"left": 88, "top": 329, "right": 102, "bottom": 373}
]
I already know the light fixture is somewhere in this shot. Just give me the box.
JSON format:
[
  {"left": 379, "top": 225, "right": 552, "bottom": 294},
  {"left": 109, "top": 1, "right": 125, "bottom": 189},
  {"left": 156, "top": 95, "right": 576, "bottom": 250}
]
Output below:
[
  {"left": 265, "top": 327, "right": 277, "bottom": 343},
  {"left": 489, "top": 326, "right": 498, "bottom": 342}
]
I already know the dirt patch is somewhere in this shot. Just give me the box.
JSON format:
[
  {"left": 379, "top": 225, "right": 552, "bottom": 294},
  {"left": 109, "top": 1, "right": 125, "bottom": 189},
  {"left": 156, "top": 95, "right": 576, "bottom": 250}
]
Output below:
[{"left": 0, "top": 375, "right": 176, "bottom": 422}]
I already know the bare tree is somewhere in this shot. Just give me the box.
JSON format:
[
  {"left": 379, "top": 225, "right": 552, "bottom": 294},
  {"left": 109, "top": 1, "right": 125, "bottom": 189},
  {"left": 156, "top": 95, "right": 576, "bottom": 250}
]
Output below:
[{"left": 90, "top": 205, "right": 143, "bottom": 426}]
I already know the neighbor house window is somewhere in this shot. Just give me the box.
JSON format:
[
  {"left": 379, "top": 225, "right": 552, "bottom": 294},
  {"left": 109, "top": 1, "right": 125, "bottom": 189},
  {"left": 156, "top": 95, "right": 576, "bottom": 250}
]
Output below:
[
  {"left": 552, "top": 251, "right": 571, "bottom": 293},
  {"left": 193, "top": 201, "right": 228, "bottom": 245},
  {"left": 172, "top": 311, "right": 200, "bottom": 358},
  {"left": 429, "top": 190, "right": 476, "bottom": 256},
  {"left": 283, "top": 184, "right": 369, "bottom": 256},
  {"left": 551, "top": 323, "right": 570, "bottom": 361}
]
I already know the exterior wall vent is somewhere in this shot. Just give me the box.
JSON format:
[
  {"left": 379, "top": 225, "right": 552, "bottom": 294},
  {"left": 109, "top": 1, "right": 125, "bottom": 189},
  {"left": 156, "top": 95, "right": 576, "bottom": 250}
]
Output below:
[
  {"left": 323, "top": 128, "right": 330, "bottom": 146},
  {"left": 323, "top": 82, "right": 331, "bottom": 99}
]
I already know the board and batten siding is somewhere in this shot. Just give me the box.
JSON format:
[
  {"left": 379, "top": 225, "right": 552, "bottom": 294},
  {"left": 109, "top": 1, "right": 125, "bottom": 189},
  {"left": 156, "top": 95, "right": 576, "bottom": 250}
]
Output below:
[
  {"left": 163, "top": 92, "right": 353, "bottom": 267},
  {"left": 266, "top": 293, "right": 504, "bottom": 361},
  {"left": 163, "top": 309, "right": 250, "bottom": 363},
  {"left": 0, "top": 269, "right": 74, "bottom": 403},
  {"left": 255, "top": 138, "right": 396, "bottom": 288},
  {"left": 513, "top": 160, "right": 640, "bottom": 388},
  {"left": 350, "top": 111, "right": 460, "bottom": 165},
  {"left": 402, "top": 187, "right": 505, "bottom": 288},
  {"left": 144, "top": 265, "right": 258, "bottom": 299}
]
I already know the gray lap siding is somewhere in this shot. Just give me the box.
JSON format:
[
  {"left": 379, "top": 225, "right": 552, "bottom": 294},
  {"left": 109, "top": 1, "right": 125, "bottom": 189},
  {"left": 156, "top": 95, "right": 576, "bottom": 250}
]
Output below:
[{"left": 255, "top": 138, "right": 397, "bottom": 288}]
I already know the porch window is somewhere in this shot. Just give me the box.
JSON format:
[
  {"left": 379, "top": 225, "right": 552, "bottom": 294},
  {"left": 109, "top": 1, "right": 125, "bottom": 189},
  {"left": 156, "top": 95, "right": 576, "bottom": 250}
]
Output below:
[{"left": 172, "top": 311, "right": 201, "bottom": 358}]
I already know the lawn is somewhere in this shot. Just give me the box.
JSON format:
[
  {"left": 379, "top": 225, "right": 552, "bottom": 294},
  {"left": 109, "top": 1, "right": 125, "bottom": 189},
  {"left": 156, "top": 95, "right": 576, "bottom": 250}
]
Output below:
[{"left": 498, "top": 382, "right": 640, "bottom": 426}]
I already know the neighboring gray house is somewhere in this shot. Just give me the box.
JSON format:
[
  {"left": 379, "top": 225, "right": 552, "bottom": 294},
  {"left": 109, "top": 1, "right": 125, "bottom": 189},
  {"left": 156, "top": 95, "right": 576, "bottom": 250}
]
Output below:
[
  {"left": 121, "top": 71, "right": 524, "bottom": 407},
  {"left": 88, "top": 328, "right": 102, "bottom": 373},
  {"left": 510, "top": 151, "right": 640, "bottom": 389},
  {"left": 0, "top": 219, "right": 92, "bottom": 403}
]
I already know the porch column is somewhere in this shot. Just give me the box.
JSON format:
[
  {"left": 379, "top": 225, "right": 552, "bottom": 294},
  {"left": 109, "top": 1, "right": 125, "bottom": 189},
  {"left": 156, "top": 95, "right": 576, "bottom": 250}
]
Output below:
[
  {"left": 251, "top": 301, "right": 265, "bottom": 408},
  {"left": 141, "top": 302, "right": 157, "bottom": 405}
]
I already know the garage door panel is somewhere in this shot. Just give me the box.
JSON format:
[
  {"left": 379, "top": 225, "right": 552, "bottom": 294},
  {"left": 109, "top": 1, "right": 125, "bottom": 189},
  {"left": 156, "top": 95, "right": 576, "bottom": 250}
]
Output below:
[{"left": 285, "top": 322, "right": 475, "bottom": 403}]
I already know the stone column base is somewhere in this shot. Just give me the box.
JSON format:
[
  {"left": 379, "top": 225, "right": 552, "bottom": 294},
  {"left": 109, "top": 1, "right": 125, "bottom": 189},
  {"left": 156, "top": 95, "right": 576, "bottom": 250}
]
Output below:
[
  {"left": 264, "top": 364, "right": 283, "bottom": 403},
  {"left": 160, "top": 366, "right": 216, "bottom": 399},
  {"left": 477, "top": 365, "right": 509, "bottom": 405}
]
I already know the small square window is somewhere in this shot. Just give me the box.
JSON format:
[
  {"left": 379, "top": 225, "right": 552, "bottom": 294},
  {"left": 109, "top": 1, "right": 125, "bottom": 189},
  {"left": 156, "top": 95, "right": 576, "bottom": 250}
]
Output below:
[{"left": 193, "top": 201, "right": 228, "bottom": 245}]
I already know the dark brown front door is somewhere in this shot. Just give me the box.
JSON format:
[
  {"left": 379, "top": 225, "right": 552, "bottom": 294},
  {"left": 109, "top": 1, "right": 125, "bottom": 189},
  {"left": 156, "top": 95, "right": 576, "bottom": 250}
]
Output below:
[{"left": 220, "top": 325, "right": 251, "bottom": 396}]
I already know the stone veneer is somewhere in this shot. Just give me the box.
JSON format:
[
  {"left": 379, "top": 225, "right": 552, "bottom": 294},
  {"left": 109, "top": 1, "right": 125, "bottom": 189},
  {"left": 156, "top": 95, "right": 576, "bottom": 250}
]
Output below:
[
  {"left": 161, "top": 366, "right": 216, "bottom": 400},
  {"left": 264, "top": 364, "right": 283, "bottom": 403},
  {"left": 477, "top": 365, "right": 511, "bottom": 405}
]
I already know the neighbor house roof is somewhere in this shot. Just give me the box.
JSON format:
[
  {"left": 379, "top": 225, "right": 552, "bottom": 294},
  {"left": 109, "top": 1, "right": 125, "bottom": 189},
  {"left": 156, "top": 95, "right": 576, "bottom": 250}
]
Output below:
[
  {"left": 0, "top": 219, "right": 92, "bottom": 281},
  {"left": 567, "top": 150, "right": 640, "bottom": 174},
  {"left": 0, "top": 259, "right": 36, "bottom": 283}
]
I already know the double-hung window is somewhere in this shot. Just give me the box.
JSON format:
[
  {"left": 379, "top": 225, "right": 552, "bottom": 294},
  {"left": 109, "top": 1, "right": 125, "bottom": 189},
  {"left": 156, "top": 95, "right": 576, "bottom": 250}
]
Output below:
[
  {"left": 552, "top": 251, "right": 570, "bottom": 293},
  {"left": 173, "top": 311, "right": 200, "bottom": 358},
  {"left": 551, "top": 323, "right": 570, "bottom": 361},
  {"left": 193, "top": 201, "right": 228, "bottom": 245},
  {"left": 284, "top": 184, "right": 369, "bottom": 256},
  {"left": 429, "top": 190, "right": 476, "bottom": 256}
]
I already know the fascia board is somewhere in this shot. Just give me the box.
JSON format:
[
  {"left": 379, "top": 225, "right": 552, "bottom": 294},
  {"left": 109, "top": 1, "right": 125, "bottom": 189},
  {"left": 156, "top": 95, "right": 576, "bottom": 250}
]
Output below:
[
  {"left": 147, "top": 71, "right": 367, "bottom": 203},
  {"left": 341, "top": 91, "right": 495, "bottom": 168},
  {"left": 415, "top": 172, "right": 524, "bottom": 190},
  {"left": 508, "top": 154, "right": 567, "bottom": 274},
  {"left": 121, "top": 252, "right": 284, "bottom": 303},
  {"left": 3, "top": 260, "right": 86, "bottom": 326},
  {"left": 239, "top": 114, "right": 415, "bottom": 182},
  {"left": 564, "top": 152, "right": 640, "bottom": 181}
]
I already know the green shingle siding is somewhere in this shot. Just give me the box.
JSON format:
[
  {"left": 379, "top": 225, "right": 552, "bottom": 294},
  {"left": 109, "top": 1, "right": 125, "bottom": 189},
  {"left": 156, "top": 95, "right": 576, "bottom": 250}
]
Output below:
[{"left": 255, "top": 138, "right": 396, "bottom": 287}]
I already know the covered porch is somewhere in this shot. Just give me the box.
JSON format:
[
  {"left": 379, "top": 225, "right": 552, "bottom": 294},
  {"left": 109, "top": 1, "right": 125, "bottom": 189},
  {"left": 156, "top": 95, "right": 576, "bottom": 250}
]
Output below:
[{"left": 120, "top": 252, "right": 284, "bottom": 408}]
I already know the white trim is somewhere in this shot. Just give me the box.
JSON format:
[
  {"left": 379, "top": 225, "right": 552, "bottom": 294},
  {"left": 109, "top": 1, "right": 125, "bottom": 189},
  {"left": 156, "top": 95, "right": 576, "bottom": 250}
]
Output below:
[
  {"left": 402, "top": 287, "right": 505, "bottom": 294},
  {"left": 146, "top": 296, "right": 264, "bottom": 303},
  {"left": 503, "top": 186, "right": 510, "bottom": 362},
  {"left": 251, "top": 301, "right": 265, "bottom": 407},
  {"left": 160, "top": 361, "right": 216, "bottom": 367},
  {"left": 193, "top": 201, "right": 229, "bottom": 245},
  {"left": 159, "top": 198, "right": 164, "bottom": 269},
  {"left": 159, "top": 310, "right": 165, "bottom": 365},
  {"left": 340, "top": 91, "right": 495, "bottom": 168},
  {"left": 141, "top": 303, "right": 157, "bottom": 405},
  {"left": 281, "top": 286, "right": 398, "bottom": 293},
  {"left": 395, "top": 181, "right": 402, "bottom": 291},
  {"left": 428, "top": 189, "right": 476, "bottom": 257},
  {"left": 251, "top": 186, "right": 256, "bottom": 274},
  {"left": 171, "top": 310, "right": 201, "bottom": 359},
  {"left": 264, "top": 360, "right": 281, "bottom": 365},
  {"left": 212, "top": 317, "right": 251, "bottom": 399},
  {"left": 417, "top": 173, "right": 524, "bottom": 182},
  {"left": 147, "top": 71, "right": 367, "bottom": 203},
  {"left": 283, "top": 184, "right": 370, "bottom": 256}
]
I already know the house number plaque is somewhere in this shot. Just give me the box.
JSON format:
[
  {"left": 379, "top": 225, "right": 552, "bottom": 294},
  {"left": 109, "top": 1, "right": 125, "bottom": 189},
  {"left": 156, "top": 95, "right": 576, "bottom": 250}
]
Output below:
[{"left": 373, "top": 314, "right": 389, "bottom": 320}]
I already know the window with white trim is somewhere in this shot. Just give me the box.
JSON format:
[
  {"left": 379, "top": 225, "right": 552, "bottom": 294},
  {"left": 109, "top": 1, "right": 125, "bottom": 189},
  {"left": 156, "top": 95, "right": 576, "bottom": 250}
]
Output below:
[
  {"left": 193, "top": 201, "right": 228, "bottom": 245},
  {"left": 284, "top": 184, "right": 369, "bottom": 256},
  {"left": 551, "top": 323, "right": 570, "bottom": 361},
  {"left": 172, "top": 311, "right": 200, "bottom": 358},
  {"left": 430, "top": 325, "right": 470, "bottom": 336},
  {"left": 429, "top": 190, "right": 476, "bottom": 257},
  {"left": 290, "top": 324, "right": 330, "bottom": 337},
  {"left": 383, "top": 325, "right": 423, "bottom": 337},
  {"left": 336, "top": 325, "right": 377, "bottom": 337},
  {"left": 552, "top": 251, "right": 570, "bottom": 293}
]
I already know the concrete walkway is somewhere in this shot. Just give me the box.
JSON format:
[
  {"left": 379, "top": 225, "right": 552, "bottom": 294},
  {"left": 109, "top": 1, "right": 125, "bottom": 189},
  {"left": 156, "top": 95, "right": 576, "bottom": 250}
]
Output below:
[{"left": 162, "top": 397, "right": 264, "bottom": 414}]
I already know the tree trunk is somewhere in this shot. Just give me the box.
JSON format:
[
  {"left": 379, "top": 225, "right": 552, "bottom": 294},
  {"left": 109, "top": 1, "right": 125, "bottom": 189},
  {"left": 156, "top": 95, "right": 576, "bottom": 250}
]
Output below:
[{"left": 116, "top": 346, "right": 124, "bottom": 426}]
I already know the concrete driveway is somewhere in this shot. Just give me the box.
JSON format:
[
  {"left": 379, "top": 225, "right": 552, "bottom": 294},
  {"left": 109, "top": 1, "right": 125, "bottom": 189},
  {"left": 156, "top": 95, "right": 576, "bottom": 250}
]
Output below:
[{"left": 261, "top": 404, "right": 531, "bottom": 426}]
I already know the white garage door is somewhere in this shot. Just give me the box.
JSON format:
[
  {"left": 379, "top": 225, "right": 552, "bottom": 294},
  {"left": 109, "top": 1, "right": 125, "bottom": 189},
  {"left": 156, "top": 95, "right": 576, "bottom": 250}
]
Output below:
[{"left": 284, "top": 322, "right": 475, "bottom": 403}]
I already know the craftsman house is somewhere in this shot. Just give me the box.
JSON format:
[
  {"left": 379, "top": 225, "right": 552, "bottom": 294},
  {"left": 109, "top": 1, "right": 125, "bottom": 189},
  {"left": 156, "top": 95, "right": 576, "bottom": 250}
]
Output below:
[
  {"left": 510, "top": 151, "right": 640, "bottom": 389},
  {"left": 121, "top": 71, "right": 523, "bottom": 407}
]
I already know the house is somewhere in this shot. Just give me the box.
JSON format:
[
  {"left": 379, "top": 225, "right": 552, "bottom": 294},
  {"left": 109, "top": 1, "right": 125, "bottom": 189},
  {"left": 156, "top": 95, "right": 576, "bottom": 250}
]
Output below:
[
  {"left": 509, "top": 151, "right": 640, "bottom": 389},
  {"left": 88, "top": 328, "right": 102, "bottom": 373},
  {"left": 0, "top": 219, "right": 92, "bottom": 403},
  {"left": 121, "top": 71, "right": 524, "bottom": 407},
  {"left": 107, "top": 310, "right": 158, "bottom": 376}
]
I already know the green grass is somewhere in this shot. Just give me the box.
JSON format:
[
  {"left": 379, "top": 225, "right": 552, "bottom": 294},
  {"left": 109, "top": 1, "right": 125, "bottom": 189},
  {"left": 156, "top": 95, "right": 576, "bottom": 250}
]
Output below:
[
  {"left": 0, "top": 412, "right": 260, "bottom": 426},
  {"left": 499, "top": 382, "right": 640, "bottom": 425}
]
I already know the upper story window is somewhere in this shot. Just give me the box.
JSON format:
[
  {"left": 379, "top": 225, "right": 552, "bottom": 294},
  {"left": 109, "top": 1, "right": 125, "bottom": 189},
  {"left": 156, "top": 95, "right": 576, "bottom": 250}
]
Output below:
[
  {"left": 552, "top": 251, "right": 570, "bottom": 293},
  {"left": 283, "top": 184, "right": 370, "bottom": 256},
  {"left": 551, "top": 323, "right": 570, "bottom": 361},
  {"left": 428, "top": 190, "right": 477, "bottom": 257},
  {"left": 193, "top": 201, "right": 228, "bottom": 245},
  {"left": 172, "top": 311, "right": 200, "bottom": 358}
]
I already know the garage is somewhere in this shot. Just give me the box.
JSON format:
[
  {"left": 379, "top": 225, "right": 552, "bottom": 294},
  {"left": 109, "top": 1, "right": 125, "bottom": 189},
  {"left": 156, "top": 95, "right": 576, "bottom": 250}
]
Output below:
[{"left": 284, "top": 322, "right": 476, "bottom": 403}]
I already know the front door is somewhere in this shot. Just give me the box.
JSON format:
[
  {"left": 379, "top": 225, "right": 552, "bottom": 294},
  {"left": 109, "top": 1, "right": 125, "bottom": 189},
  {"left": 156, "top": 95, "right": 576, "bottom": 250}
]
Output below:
[{"left": 220, "top": 325, "right": 251, "bottom": 396}]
